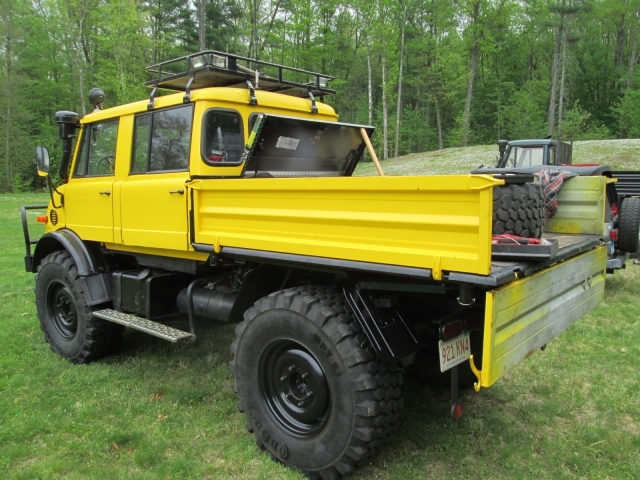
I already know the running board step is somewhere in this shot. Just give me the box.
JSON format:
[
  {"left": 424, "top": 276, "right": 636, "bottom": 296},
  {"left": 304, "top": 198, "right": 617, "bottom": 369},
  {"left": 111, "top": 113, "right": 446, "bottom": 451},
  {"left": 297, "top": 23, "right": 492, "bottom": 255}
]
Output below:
[{"left": 92, "top": 309, "right": 194, "bottom": 343}]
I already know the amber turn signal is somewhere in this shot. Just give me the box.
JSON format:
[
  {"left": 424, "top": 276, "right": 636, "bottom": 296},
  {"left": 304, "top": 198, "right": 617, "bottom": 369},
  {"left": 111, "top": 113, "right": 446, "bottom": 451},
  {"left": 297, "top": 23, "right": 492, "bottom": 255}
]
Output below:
[{"left": 36, "top": 215, "right": 48, "bottom": 223}]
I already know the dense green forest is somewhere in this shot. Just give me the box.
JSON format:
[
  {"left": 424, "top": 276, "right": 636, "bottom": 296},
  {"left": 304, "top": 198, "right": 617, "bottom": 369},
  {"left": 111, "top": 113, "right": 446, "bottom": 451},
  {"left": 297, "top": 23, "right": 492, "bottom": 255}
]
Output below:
[{"left": 1, "top": 0, "right": 640, "bottom": 191}]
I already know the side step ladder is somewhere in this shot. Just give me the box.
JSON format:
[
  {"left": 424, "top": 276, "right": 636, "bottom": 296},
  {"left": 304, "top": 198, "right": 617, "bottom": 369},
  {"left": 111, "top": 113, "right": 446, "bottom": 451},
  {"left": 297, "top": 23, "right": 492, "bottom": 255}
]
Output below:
[{"left": 93, "top": 309, "right": 195, "bottom": 343}]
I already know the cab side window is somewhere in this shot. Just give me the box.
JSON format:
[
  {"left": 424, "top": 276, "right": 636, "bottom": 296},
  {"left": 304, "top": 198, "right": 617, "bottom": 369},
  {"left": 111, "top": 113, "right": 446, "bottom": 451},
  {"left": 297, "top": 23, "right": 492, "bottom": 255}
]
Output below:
[
  {"left": 73, "top": 119, "right": 119, "bottom": 177},
  {"left": 202, "top": 110, "right": 244, "bottom": 165},
  {"left": 132, "top": 104, "right": 193, "bottom": 173}
]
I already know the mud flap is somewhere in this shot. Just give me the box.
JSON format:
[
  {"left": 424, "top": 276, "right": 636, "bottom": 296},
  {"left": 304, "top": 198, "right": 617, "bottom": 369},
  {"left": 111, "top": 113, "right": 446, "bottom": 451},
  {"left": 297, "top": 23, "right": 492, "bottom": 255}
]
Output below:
[{"left": 343, "top": 281, "right": 422, "bottom": 364}]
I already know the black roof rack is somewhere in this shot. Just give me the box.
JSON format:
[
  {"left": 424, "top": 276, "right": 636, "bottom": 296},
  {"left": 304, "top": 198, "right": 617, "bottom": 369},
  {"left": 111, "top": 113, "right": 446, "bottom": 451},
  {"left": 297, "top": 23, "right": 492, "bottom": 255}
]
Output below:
[{"left": 145, "top": 51, "right": 335, "bottom": 99}]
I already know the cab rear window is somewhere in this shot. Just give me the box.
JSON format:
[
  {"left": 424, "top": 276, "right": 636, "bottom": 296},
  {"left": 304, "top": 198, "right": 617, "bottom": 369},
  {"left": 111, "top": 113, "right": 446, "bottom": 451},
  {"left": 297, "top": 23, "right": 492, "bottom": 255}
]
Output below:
[{"left": 202, "top": 109, "right": 244, "bottom": 166}]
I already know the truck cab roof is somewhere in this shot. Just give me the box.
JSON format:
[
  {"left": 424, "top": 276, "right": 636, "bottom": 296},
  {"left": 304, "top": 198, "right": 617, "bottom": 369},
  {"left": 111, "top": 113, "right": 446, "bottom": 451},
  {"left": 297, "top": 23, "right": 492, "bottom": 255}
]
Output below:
[{"left": 508, "top": 139, "right": 556, "bottom": 147}]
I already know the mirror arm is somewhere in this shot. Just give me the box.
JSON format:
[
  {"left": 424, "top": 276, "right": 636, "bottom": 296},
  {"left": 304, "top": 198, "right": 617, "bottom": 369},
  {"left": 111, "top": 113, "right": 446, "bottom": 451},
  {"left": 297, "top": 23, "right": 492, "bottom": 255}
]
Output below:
[{"left": 47, "top": 175, "right": 64, "bottom": 208}]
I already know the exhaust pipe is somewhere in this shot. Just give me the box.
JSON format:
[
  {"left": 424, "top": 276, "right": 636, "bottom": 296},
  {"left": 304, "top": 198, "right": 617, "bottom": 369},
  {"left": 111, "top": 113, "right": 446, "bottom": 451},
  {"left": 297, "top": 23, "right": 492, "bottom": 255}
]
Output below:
[{"left": 177, "top": 287, "right": 237, "bottom": 322}]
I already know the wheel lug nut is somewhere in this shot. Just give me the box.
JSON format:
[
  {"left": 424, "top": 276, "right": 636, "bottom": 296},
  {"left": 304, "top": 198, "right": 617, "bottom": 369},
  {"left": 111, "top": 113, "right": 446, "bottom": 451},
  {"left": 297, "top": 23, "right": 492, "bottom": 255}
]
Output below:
[
  {"left": 288, "top": 365, "right": 296, "bottom": 371},
  {"left": 280, "top": 375, "right": 287, "bottom": 381},
  {"left": 301, "top": 373, "right": 309, "bottom": 379},
  {"left": 306, "top": 390, "right": 314, "bottom": 397},
  {"left": 285, "top": 392, "right": 292, "bottom": 399},
  {"left": 297, "top": 401, "right": 304, "bottom": 407}
]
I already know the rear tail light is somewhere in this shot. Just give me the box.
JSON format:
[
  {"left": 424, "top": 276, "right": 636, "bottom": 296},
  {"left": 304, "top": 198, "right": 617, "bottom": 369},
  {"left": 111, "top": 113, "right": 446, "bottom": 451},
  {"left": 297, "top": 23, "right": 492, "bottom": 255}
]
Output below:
[
  {"left": 440, "top": 320, "right": 463, "bottom": 340},
  {"left": 610, "top": 229, "right": 618, "bottom": 241}
]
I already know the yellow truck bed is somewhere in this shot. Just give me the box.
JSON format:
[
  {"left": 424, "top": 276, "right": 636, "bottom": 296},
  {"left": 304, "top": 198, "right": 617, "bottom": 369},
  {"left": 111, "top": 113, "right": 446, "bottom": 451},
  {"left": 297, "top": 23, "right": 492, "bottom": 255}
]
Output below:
[{"left": 191, "top": 174, "right": 503, "bottom": 280}]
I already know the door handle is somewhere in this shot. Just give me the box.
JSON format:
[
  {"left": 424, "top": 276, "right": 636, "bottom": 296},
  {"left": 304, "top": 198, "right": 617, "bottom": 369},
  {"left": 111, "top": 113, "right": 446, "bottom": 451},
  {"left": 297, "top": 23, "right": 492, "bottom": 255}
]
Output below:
[
  {"left": 169, "top": 189, "right": 185, "bottom": 195},
  {"left": 99, "top": 190, "right": 111, "bottom": 196}
]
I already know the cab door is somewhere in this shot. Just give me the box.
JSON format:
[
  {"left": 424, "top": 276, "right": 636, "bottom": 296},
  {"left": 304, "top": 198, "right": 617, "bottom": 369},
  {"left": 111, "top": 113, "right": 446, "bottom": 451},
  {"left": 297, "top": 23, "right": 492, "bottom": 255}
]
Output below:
[
  {"left": 63, "top": 119, "right": 119, "bottom": 243},
  {"left": 119, "top": 105, "right": 193, "bottom": 251}
]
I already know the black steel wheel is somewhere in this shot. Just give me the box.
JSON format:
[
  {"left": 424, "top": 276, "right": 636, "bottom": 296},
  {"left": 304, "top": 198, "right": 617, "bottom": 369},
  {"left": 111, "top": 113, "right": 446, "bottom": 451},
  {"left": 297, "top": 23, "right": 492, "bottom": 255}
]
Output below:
[
  {"left": 617, "top": 197, "right": 640, "bottom": 253},
  {"left": 259, "top": 339, "right": 330, "bottom": 438},
  {"left": 230, "top": 286, "right": 404, "bottom": 479},
  {"left": 35, "top": 250, "right": 123, "bottom": 363},
  {"left": 47, "top": 282, "right": 79, "bottom": 340}
]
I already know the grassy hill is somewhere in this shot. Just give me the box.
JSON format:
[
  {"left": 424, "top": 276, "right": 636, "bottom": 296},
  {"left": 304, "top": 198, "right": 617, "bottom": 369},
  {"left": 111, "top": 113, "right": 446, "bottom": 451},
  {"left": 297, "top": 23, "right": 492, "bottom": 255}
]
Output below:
[{"left": 354, "top": 139, "right": 640, "bottom": 176}]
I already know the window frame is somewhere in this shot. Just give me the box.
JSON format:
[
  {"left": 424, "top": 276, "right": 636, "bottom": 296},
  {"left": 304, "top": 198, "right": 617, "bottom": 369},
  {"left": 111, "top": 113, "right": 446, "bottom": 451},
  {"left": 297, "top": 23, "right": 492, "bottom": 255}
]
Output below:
[
  {"left": 72, "top": 119, "right": 119, "bottom": 178},
  {"left": 130, "top": 104, "right": 194, "bottom": 175},
  {"left": 200, "top": 108, "right": 245, "bottom": 167}
]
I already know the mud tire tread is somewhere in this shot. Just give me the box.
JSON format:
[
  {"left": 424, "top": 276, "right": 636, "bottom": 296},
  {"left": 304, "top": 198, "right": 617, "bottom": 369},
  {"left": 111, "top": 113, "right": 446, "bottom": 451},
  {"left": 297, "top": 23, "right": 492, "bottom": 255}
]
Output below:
[{"left": 492, "top": 183, "right": 545, "bottom": 238}]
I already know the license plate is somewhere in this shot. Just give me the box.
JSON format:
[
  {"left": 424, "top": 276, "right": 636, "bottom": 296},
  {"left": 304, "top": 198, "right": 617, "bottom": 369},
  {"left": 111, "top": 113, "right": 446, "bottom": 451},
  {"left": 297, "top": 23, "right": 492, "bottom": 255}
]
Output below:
[{"left": 439, "top": 331, "right": 471, "bottom": 372}]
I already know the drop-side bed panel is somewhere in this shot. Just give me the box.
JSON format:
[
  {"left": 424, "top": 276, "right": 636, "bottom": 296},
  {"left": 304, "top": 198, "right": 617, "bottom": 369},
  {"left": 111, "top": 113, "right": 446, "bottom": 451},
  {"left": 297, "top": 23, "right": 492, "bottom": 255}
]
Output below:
[
  {"left": 544, "top": 176, "right": 607, "bottom": 235},
  {"left": 191, "top": 175, "right": 501, "bottom": 278},
  {"left": 478, "top": 245, "right": 607, "bottom": 388}
]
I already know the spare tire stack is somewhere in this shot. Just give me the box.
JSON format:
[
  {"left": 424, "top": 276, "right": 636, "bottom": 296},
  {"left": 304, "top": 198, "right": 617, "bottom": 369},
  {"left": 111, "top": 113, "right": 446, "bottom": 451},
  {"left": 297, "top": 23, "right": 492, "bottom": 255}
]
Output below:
[{"left": 492, "top": 183, "right": 545, "bottom": 239}]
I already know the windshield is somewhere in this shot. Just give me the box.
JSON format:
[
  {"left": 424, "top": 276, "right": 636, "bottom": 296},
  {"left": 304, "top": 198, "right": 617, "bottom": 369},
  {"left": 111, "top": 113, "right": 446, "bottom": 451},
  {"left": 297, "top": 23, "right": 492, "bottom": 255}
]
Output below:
[{"left": 504, "top": 146, "right": 545, "bottom": 168}]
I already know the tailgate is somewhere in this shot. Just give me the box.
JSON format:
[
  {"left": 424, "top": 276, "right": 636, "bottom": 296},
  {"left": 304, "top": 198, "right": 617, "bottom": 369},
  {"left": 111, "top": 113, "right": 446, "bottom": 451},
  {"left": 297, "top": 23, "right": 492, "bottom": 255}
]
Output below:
[{"left": 475, "top": 245, "right": 607, "bottom": 389}]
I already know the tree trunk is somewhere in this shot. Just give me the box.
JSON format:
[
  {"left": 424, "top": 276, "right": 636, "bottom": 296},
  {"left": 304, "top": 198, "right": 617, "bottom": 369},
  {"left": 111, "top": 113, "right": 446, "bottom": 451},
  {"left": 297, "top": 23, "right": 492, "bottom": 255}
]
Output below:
[
  {"left": 557, "top": 18, "right": 569, "bottom": 156},
  {"left": 197, "top": 0, "right": 206, "bottom": 50},
  {"left": 76, "top": 44, "right": 86, "bottom": 116},
  {"left": 615, "top": 13, "right": 626, "bottom": 91},
  {"left": 434, "top": 94, "right": 443, "bottom": 150},
  {"left": 5, "top": 11, "right": 12, "bottom": 184},
  {"left": 461, "top": 1, "right": 480, "bottom": 147},
  {"left": 423, "top": 86, "right": 429, "bottom": 153},
  {"left": 394, "top": 18, "right": 405, "bottom": 158},
  {"left": 152, "top": 7, "right": 158, "bottom": 64},
  {"left": 548, "top": 2, "right": 565, "bottom": 136},
  {"left": 367, "top": 45, "right": 373, "bottom": 125},
  {"left": 461, "top": 40, "right": 478, "bottom": 147},
  {"left": 251, "top": 0, "right": 258, "bottom": 59},
  {"left": 258, "top": 0, "right": 282, "bottom": 57},
  {"left": 628, "top": 12, "right": 640, "bottom": 89},
  {"left": 382, "top": 53, "right": 389, "bottom": 160}
]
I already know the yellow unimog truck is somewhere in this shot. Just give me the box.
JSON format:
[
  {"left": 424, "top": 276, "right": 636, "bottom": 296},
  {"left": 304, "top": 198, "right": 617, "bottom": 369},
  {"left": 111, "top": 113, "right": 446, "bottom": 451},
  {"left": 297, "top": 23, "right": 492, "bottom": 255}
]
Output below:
[{"left": 21, "top": 51, "right": 609, "bottom": 479}]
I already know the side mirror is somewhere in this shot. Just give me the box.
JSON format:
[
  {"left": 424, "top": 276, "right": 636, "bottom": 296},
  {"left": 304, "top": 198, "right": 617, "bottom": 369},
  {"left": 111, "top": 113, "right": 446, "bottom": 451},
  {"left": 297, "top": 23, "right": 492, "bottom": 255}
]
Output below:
[{"left": 35, "top": 146, "right": 50, "bottom": 177}]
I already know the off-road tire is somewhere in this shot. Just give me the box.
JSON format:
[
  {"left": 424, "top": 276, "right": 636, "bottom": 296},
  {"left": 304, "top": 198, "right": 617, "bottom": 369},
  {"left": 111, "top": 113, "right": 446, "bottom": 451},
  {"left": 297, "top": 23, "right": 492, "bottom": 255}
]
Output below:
[
  {"left": 230, "top": 286, "right": 403, "bottom": 479},
  {"left": 617, "top": 197, "right": 640, "bottom": 254},
  {"left": 492, "top": 183, "right": 545, "bottom": 238},
  {"left": 35, "top": 250, "right": 123, "bottom": 363}
]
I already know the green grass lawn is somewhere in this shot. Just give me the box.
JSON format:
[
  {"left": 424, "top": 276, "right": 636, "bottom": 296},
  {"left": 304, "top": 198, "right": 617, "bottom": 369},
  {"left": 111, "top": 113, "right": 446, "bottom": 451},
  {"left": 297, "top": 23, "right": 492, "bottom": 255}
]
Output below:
[
  {"left": 2, "top": 144, "right": 640, "bottom": 479},
  {"left": 354, "top": 138, "right": 640, "bottom": 176}
]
